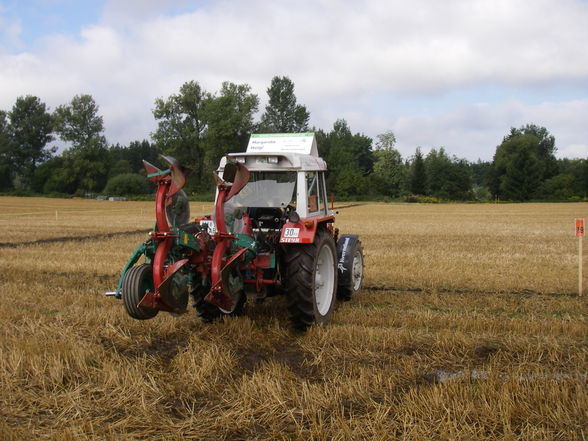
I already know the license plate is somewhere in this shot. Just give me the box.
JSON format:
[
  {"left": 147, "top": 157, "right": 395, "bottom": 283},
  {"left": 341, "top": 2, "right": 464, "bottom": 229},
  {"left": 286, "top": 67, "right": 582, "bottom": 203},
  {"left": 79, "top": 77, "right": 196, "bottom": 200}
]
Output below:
[{"left": 199, "top": 219, "right": 217, "bottom": 234}]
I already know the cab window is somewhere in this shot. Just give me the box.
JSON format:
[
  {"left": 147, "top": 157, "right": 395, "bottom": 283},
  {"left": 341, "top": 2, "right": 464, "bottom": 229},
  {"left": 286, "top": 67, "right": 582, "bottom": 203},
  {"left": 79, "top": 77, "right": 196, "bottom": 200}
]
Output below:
[{"left": 307, "top": 172, "right": 321, "bottom": 213}]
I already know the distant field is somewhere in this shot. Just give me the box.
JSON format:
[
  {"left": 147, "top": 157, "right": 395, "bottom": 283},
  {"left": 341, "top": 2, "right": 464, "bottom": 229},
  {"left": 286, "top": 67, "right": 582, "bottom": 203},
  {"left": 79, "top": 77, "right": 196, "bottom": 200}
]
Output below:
[
  {"left": 0, "top": 197, "right": 586, "bottom": 440},
  {"left": 0, "top": 196, "right": 214, "bottom": 244}
]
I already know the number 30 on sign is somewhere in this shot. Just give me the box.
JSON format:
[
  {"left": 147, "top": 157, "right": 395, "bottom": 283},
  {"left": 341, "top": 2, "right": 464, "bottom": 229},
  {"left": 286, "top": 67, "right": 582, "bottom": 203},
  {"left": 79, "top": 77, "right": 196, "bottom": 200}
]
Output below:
[{"left": 576, "top": 219, "right": 585, "bottom": 237}]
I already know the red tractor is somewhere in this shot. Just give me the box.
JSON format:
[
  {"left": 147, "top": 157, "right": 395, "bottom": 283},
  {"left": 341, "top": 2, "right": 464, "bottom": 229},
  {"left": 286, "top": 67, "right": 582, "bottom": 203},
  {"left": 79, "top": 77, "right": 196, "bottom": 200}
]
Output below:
[{"left": 108, "top": 133, "right": 364, "bottom": 330}]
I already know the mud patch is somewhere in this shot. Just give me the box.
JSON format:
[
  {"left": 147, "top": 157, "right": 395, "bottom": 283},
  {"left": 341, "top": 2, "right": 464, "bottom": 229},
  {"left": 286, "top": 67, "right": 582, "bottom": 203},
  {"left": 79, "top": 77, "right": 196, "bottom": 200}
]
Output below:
[
  {"left": 474, "top": 341, "right": 501, "bottom": 360},
  {"left": 100, "top": 336, "right": 188, "bottom": 361},
  {"left": 238, "top": 344, "right": 319, "bottom": 380}
]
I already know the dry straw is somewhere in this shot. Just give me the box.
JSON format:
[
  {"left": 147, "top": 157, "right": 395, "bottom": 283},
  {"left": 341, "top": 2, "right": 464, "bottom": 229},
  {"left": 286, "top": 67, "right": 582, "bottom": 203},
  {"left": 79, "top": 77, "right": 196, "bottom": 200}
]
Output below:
[{"left": 0, "top": 199, "right": 586, "bottom": 440}]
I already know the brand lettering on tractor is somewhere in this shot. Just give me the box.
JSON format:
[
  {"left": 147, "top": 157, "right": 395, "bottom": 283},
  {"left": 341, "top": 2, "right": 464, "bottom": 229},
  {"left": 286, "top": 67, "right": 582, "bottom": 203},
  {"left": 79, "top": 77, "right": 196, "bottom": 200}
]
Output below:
[{"left": 338, "top": 237, "right": 350, "bottom": 273}]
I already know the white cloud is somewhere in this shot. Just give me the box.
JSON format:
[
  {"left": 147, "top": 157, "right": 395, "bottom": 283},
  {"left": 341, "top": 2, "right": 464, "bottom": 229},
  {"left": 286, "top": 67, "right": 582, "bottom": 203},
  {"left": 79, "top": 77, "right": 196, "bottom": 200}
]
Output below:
[{"left": 0, "top": 0, "right": 586, "bottom": 160}]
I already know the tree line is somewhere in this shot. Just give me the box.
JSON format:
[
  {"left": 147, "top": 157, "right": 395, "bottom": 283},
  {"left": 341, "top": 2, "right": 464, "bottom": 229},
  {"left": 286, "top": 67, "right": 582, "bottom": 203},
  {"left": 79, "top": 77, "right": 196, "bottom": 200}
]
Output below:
[{"left": 0, "top": 76, "right": 586, "bottom": 201}]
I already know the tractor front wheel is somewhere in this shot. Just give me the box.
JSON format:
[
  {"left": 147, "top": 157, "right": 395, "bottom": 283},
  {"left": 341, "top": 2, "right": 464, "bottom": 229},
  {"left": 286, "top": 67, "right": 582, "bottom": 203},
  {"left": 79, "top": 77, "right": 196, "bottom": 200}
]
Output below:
[
  {"left": 285, "top": 229, "right": 337, "bottom": 330},
  {"left": 122, "top": 264, "right": 159, "bottom": 320}
]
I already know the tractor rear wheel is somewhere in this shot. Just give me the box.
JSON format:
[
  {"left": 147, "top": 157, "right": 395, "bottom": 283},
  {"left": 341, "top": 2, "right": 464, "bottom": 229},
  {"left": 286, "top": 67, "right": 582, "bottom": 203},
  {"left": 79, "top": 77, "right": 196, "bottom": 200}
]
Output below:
[
  {"left": 285, "top": 229, "right": 337, "bottom": 330},
  {"left": 122, "top": 264, "right": 159, "bottom": 320}
]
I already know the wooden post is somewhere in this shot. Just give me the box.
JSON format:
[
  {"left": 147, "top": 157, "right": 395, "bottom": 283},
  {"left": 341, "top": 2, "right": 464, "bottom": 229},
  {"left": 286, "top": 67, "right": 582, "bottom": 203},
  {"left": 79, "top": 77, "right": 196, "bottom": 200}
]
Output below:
[
  {"left": 580, "top": 235, "right": 583, "bottom": 296},
  {"left": 576, "top": 219, "right": 584, "bottom": 296}
]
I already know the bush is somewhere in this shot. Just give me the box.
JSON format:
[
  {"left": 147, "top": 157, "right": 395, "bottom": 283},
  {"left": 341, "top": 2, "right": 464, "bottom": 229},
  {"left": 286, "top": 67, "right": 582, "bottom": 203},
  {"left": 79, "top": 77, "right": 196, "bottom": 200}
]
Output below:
[
  {"left": 404, "top": 194, "right": 442, "bottom": 203},
  {"left": 472, "top": 186, "right": 492, "bottom": 202},
  {"left": 103, "top": 173, "right": 148, "bottom": 196}
]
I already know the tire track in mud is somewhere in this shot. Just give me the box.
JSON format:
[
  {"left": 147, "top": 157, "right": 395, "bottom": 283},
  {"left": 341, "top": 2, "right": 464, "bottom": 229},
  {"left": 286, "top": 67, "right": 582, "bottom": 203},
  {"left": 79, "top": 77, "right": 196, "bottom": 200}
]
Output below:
[
  {"left": 333, "top": 203, "right": 367, "bottom": 210},
  {"left": 361, "top": 285, "right": 577, "bottom": 298},
  {"left": 0, "top": 229, "right": 150, "bottom": 249}
]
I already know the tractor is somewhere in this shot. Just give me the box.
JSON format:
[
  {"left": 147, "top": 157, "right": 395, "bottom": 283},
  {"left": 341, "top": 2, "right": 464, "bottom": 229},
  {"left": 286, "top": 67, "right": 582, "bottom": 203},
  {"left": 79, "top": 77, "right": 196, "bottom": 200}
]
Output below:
[{"left": 107, "top": 133, "right": 364, "bottom": 330}]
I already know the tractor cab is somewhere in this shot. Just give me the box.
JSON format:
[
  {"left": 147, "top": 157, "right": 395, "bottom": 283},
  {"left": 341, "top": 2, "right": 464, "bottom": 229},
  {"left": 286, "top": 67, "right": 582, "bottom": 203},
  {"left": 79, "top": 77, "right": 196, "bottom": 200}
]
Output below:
[{"left": 211, "top": 133, "right": 333, "bottom": 242}]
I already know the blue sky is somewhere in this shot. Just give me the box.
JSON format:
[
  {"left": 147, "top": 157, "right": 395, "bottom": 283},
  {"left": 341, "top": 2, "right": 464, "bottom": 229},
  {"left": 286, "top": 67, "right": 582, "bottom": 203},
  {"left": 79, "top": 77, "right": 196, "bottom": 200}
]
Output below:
[
  {"left": 0, "top": 0, "right": 102, "bottom": 47},
  {"left": 1, "top": 0, "right": 587, "bottom": 161}
]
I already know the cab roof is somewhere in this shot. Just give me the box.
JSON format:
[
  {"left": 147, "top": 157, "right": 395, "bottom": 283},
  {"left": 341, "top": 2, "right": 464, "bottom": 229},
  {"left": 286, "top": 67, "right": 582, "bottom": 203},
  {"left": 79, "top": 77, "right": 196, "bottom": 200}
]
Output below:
[
  {"left": 218, "top": 133, "right": 327, "bottom": 172},
  {"left": 219, "top": 152, "right": 327, "bottom": 172}
]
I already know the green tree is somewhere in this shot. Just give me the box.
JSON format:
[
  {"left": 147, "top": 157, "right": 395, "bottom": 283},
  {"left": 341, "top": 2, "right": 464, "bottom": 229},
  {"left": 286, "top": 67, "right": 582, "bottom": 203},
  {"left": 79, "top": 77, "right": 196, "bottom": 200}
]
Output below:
[
  {"left": 470, "top": 160, "right": 492, "bottom": 188},
  {"left": 7, "top": 95, "right": 55, "bottom": 188},
  {"left": 0, "top": 110, "right": 13, "bottom": 191},
  {"left": 542, "top": 173, "right": 576, "bottom": 200},
  {"left": 503, "top": 124, "right": 558, "bottom": 180},
  {"left": 323, "top": 119, "right": 373, "bottom": 197},
  {"left": 60, "top": 147, "right": 110, "bottom": 193},
  {"left": 37, "top": 156, "right": 74, "bottom": 194},
  {"left": 490, "top": 124, "right": 558, "bottom": 199},
  {"left": 259, "top": 76, "right": 309, "bottom": 133},
  {"left": 425, "top": 148, "right": 450, "bottom": 197},
  {"left": 152, "top": 81, "right": 207, "bottom": 185},
  {"left": 328, "top": 119, "right": 373, "bottom": 175},
  {"left": 109, "top": 159, "right": 133, "bottom": 178},
  {"left": 202, "top": 82, "right": 259, "bottom": 180},
  {"left": 54, "top": 94, "right": 106, "bottom": 150},
  {"left": 580, "top": 159, "right": 588, "bottom": 196},
  {"left": 152, "top": 81, "right": 260, "bottom": 192},
  {"left": 443, "top": 158, "right": 473, "bottom": 200},
  {"left": 314, "top": 129, "right": 330, "bottom": 159},
  {"left": 423, "top": 148, "right": 472, "bottom": 200},
  {"left": 408, "top": 147, "right": 427, "bottom": 195},
  {"left": 499, "top": 135, "right": 542, "bottom": 201},
  {"left": 110, "top": 140, "right": 159, "bottom": 174},
  {"left": 335, "top": 163, "right": 368, "bottom": 197},
  {"left": 372, "top": 131, "right": 405, "bottom": 197},
  {"left": 556, "top": 158, "right": 588, "bottom": 197},
  {"left": 53, "top": 94, "right": 110, "bottom": 193},
  {"left": 375, "top": 131, "right": 396, "bottom": 151},
  {"left": 103, "top": 173, "right": 149, "bottom": 196}
]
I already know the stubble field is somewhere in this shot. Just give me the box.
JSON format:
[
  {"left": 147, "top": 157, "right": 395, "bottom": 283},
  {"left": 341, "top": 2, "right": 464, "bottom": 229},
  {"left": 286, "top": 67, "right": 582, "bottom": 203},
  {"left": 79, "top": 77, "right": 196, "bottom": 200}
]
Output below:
[{"left": 0, "top": 196, "right": 586, "bottom": 440}]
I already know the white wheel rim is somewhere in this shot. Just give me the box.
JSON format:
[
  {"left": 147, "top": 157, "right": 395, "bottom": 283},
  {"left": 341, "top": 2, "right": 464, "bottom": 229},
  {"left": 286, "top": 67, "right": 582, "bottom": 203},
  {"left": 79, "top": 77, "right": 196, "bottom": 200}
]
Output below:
[
  {"left": 315, "top": 244, "right": 335, "bottom": 316},
  {"left": 351, "top": 250, "right": 363, "bottom": 291}
]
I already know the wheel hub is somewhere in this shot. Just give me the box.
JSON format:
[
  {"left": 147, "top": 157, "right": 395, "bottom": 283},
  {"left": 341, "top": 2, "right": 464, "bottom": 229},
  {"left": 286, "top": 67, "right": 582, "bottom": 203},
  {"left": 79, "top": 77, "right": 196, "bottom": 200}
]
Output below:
[{"left": 314, "top": 245, "right": 335, "bottom": 316}]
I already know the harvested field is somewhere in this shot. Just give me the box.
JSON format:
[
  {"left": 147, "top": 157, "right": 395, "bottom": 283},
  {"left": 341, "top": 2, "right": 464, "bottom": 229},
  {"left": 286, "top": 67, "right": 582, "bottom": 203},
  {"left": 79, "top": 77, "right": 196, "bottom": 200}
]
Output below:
[{"left": 0, "top": 197, "right": 586, "bottom": 440}]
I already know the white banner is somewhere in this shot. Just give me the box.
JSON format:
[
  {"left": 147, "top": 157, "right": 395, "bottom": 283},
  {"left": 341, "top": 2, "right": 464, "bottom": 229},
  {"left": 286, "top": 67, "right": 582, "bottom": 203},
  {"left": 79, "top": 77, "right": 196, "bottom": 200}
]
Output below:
[{"left": 247, "top": 133, "right": 317, "bottom": 155}]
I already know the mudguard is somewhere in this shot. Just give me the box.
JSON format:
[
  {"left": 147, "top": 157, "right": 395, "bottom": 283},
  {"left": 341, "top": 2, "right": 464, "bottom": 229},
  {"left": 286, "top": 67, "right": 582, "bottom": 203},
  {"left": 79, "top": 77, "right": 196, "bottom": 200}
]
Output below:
[{"left": 336, "top": 234, "right": 361, "bottom": 287}]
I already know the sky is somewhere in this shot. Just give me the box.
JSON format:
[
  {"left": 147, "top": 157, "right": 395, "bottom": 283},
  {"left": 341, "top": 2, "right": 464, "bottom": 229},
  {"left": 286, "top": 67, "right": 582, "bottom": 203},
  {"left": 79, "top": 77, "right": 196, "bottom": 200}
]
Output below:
[{"left": 0, "top": 0, "right": 587, "bottom": 161}]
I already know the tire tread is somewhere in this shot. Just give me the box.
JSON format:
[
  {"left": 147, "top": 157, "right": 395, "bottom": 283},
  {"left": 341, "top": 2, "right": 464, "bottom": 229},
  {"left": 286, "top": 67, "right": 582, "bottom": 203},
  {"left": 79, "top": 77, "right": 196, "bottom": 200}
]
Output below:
[
  {"left": 285, "top": 229, "right": 336, "bottom": 330},
  {"left": 122, "top": 264, "right": 158, "bottom": 320}
]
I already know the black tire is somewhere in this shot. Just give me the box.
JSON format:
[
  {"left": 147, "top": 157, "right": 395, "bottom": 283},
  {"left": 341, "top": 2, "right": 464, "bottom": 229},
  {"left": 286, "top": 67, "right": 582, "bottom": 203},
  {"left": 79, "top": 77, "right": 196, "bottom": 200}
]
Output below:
[
  {"left": 195, "top": 297, "right": 246, "bottom": 323},
  {"left": 336, "top": 235, "right": 364, "bottom": 301},
  {"left": 285, "top": 229, "right": 338, "bottom": 331},
  {"left": 122, "top": 264, "right": 159, "bottom": 320},
  {"left": 193, "top": 287, "right": 246, "bottom": 323}
]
